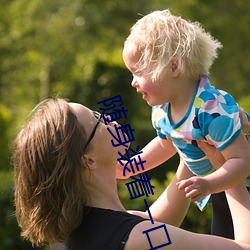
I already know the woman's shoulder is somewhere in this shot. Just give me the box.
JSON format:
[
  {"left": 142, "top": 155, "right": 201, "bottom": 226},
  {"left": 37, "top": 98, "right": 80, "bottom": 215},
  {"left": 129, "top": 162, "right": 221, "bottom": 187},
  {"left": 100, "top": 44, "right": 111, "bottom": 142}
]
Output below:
[{"left": 66, "top": 207, "right": 148, "bottom": 250}]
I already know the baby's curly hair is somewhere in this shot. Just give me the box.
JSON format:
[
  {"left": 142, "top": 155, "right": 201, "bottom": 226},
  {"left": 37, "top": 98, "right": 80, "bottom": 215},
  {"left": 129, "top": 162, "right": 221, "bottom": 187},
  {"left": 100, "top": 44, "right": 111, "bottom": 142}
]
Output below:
[{"left": 125, "top": 9, "right": 222, "bottom": 81}]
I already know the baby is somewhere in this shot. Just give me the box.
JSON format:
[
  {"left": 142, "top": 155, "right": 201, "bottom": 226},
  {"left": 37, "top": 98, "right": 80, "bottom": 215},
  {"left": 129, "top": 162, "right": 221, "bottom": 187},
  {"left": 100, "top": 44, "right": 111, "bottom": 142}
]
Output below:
[{"left": 118, "top": 9, "right": 250, "bottom": 219}]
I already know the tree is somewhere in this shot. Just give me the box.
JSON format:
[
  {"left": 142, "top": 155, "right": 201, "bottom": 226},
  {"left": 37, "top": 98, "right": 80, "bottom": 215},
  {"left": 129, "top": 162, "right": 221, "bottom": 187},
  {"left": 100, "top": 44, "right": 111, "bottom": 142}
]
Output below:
[{"left": 0, "top": 1, "right": 249, "bottom": 248}]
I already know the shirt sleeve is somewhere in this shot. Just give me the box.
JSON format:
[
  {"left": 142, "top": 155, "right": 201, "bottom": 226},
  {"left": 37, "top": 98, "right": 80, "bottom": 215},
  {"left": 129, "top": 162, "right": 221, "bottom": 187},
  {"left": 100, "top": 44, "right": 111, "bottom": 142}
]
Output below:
[
  {"left": 197, "top": 90, "right": 241, "bottom": 151},
  {"left": 151, "top": 105, "right": 170, "bottom": 140}
]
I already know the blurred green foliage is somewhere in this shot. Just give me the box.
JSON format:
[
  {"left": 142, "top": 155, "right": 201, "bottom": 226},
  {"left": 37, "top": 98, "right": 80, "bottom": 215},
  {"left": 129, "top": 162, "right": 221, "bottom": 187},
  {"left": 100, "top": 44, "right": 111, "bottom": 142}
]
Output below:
[
  {"left": 0, "top": 171, "right": 43, "bottom": 249},
  {"left": 0, "top": 0, "right": 249, "bottom": 249}
]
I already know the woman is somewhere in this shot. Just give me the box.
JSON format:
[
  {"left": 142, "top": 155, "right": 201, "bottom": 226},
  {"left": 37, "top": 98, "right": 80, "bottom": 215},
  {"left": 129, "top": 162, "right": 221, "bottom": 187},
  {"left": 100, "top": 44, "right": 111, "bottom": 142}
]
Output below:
[{"left": 13, "top": 98, "right": 250, "bottom": 249}]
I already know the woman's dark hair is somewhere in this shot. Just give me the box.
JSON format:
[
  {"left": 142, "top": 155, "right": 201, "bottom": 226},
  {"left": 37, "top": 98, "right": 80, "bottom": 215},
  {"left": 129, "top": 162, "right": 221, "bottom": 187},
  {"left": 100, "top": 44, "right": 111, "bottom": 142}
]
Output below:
[{"left": 13, "top": 98, "right": 88, "bottom": 246}]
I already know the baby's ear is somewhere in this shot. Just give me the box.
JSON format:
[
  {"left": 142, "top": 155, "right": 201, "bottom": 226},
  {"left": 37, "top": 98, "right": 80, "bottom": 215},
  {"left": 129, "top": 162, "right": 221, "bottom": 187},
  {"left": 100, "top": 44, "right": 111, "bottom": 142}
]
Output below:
[{"left": 171, "top": 57, "right": 180, "bottom": 76}]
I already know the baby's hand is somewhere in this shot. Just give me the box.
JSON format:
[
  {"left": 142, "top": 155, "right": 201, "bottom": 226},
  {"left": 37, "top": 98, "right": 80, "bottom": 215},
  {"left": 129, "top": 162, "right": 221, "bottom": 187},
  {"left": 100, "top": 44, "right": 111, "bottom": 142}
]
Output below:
[{"left": 177, "top": 176, "right": 211, "bottom": 202}]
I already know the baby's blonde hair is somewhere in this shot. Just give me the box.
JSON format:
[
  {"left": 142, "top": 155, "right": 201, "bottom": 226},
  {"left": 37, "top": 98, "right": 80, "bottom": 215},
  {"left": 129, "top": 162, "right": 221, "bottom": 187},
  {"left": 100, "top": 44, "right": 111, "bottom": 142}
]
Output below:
[{"left": 125, "top": 9, "right": 222, "bottom": 81}]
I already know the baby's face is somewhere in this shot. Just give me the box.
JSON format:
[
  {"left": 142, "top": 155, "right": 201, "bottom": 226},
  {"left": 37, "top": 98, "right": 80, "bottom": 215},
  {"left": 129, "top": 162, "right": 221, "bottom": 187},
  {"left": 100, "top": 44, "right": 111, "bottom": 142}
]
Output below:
[{"left": 123, "top": 43, "right": 174, "bottom": 106}]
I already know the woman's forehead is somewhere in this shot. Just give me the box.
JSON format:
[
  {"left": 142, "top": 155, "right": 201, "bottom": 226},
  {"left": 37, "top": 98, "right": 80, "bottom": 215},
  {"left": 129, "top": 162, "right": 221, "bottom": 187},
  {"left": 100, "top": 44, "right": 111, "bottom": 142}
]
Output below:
[
  {"left": 68, "top": 103, "right": 93, "bottom": 125},
  {"left": 68, "top": 103, "right": 103, "bottom": 143},
  {"left": 68, "top": 102, "right": 90, "bottom": 114}
]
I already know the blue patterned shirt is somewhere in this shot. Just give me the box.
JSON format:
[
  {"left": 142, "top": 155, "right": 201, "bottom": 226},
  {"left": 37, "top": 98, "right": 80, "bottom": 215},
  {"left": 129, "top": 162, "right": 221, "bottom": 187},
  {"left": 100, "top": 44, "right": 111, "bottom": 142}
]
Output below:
[{"left": 152, "top": 75, "right": 242, "bottom": 176}]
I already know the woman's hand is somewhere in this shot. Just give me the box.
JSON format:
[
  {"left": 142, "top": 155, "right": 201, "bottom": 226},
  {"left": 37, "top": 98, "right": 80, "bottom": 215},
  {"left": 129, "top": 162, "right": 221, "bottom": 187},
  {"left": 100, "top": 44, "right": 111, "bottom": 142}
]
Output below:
[{"left": 239, "top": 107, "right": 250, "bottom": 140}]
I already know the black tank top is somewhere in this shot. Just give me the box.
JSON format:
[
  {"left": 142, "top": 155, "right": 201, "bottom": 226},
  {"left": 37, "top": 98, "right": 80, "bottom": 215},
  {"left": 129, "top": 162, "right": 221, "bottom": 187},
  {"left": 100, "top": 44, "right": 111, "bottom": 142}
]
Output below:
[{"left": 66, "top": 207, "right": 147, "bottom": 250}]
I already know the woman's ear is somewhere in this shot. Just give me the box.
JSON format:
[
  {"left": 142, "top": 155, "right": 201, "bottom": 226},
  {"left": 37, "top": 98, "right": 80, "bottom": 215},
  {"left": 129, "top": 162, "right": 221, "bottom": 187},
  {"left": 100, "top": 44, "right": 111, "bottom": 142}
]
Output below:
[
  {"left": 82, "top": 155, "right": 97, "bottom": 169},
  {"left": 170, "top": 57, "right": 180, "bottom": 77}
]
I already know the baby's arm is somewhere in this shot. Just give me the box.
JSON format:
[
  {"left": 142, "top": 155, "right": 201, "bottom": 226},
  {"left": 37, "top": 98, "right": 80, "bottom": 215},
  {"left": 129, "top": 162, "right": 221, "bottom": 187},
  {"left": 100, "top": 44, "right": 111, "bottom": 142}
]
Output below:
[
  {"left": 116, "top": 136, "right": 177, "bottom": 179},
  {"left": 178, "top": 132, "right": 250, "bottom": 201}
]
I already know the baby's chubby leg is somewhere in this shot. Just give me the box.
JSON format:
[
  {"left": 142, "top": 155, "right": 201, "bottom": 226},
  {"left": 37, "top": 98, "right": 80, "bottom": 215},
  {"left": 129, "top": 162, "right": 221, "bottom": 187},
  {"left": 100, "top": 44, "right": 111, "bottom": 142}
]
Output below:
[
  {"left": 226, "top": 184, "right": 250, "bottom": 245},
  {"left": 149, "top": 159, "right": 194, "bottom": 227}
]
